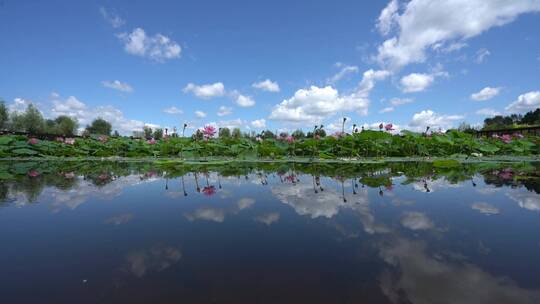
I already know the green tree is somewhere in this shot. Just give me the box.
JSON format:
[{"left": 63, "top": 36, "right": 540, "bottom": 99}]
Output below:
[
  {"left": 232, "top": 128, "right": 241, "bottom": 139},
  {"left": 143, "top": 126, "right": 153, "bottom": 139},
  {"left": 261, "top": 130, "right": 276, "bottom": 140},
  {"left": 219, "top": 127, "right": 231, "bottom": 139},
  {"left": 86, "top": 118, "right": 111, "bottom": 135},
  {"left": 292, "top": 129, "right": 305, "bottom": 139},
  {"left": 16, "top": 104, "right": 45, "bottom": 134},
  {"left": 54, "top": 115, "right": 78, "bottom": 136},
  {"left": 0, "top": 101, "right": 8, "bottom": 130},
  {"left": 153, "top": 128, "right": 163, "bottom": 140}
]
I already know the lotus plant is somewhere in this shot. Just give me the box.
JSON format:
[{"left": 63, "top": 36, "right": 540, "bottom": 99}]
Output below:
[
  {"left": 27, "top": 170, "right": 40, "bottom": 177},
  {"left": 202, "top": 125, "right": 216, "bottom": 140},
  {"left": 28, "top": 137, "right": 39, "bottom": 145}
]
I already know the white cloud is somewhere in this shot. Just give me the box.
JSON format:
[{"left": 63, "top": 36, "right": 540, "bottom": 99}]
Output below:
[
  {"left": 505, "top": 91, "right": 540, "bottom": 113},
  {"left": 217, "top": 106, "right": 232, "bottom": 117},
  {"left": 118, "top": 28, "right": 181, "bottom": 62},
  {"left": 251, "top": 119, "right": 266, "bottom": 129},
  {"left": 234, "top": 93, "right": 256, "bottom": 107},
  {"left": 269, "top": 69, "right": 388, "bottom": 124},
  {"left": 252, "top": 79, "right": 280, "bottom": 92},
  {"left": 99, "top": 7, "right": 125, "bottom": 28},
  {"left": 379, "top": 107, "right": 395, "bottom": 113},
  {"left": 506, "top": 190, "right": 540, "bottom": 211},
  {"left": 9, "top": 97, "right": 35, "bottom": 113},
  {"left": 47, "top": 93, "right": 158, "bottom": 135},
  {"left": 376, "top": 0, "right": 399, "bottom": 36},
  {"left": 375, "top": 0, "right": 540, "bottom": 69},
  {"left": 400, "top": 211, "right": 434, "bottom": 230},
  {"left": 183, "top": 82, "right": 225, "bottom": 99},
  {"left": 195, "top": 110, "right": 207, "bottom": 118},
  {"left": 390, "top": 97, "right": 414, "bottom": 106},
  {"left": 255, "top": 213, "right": 280, "bottom": 225},
  {"left": 471, "top": 87, "right": 501, "bottom": 101},
  {"left": 475, "top": 48, "right": 491, "bottom": 63},
  {"left": 476, "top": 108, "right": 501, "bottom": 116},
  {"left": 408, "top": 110, "right": 464, "bottom": 131},
  {"left": 102, "top": 80, "right": 133, "bottom": 93},
  {"left": 400, "top": 73, "right": 434, "bottom": 93},
  {"left": 326, "top": 65, "right": 359, "bottom": 84},
  {"left": 162, "top": 106, "right": 183, "bottom": 114},
  {"left": 472, "top": 202, "right": 500, "bottom": 215},
  {"left": 184, "top": 207, "right": 225, "bottom": 222}
]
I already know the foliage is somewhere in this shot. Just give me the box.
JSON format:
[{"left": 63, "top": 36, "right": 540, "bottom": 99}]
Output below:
[
  {"left": 483, "top": 108, "right": 540, "bottom": 130},
  {"left": 0, "top": 129, "right": 538, "bottom": 159},
  {"left": 0, "top": 101, "right": 8, "bottom": 130},
  {"left": 85, "top": 118, "right": 112, "bottom": 136}
]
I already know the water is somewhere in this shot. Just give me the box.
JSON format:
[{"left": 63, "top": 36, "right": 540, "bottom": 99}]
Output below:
[{"left": 0, "top": 161, "right": 539, "bottom": 303}]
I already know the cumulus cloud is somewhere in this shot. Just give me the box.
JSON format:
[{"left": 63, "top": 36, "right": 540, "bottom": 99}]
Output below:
[
  {"left": 379, "top": 107, "right": 395, "bottom": 113},
  {"left": 471, "top": 87, "right": 501, "bottom": 101},
  {"left": 390, "top": 97, "right": 414, "bottom": 106},
  {"left": 378, "top": 237, "right": 540, "bottom": 304},
  {"left": 10, "top": 97, "right": 37, "bottom": 113},
  {"left": 476, "top": 108, "right": 501, "bottom": 116},
  {"left": 99, "top": 7, "right": 125, "bottom": 28},
  {"left": 252, "top": 79, "right": 280, "bottom": 92},
  {"left": 232, "top": 92, "right": 255, "bottom": 107},
  {"left": 475, "top": 48, "right": 491, "bottom": 63},
  {"left": 255, "top": 213, "right": 280, "bottom": 225},
  {"left": 376, "top": 0, "right": 399, "bottom": 36},
  {"left": 118, "top": 28, "right": 181, "bottom": 62},
  {"left": 408, "top": 110, "right": 464, "bottom": 132},
  {"left": 102, "top": 80, "right": 133, "bottom": 93},
  {"left": 375, "top": 0, "right": 540, "bottom": 69},
  {"left": 125, "top": 245, "right": 182, "bottom": 277},
  {"left": 251, "top": 119, "right": 266, "bottom": 129},
  {"left": 195, "top": 110, "right": 207, "bottom": 118},
  {"left": 217, "top": 106, "right": 232, "bottom": 117},
  {"left": 400, "top": 73, "right": 434, "bottom": 93},
  {"left": 269, "top": 69, "right": 387, "bottom": 124},
  {"left": 326, "top": 64, "right": 359, "bottom": 84},
  {"left": 163, "top": 106, "right": 183, "bottom": 114},
  {"left": 472, "top": 202, "right": 500, "bottom": 215},
  {"left": 400, "top": 212, "right": 434, "bottom": 230},
  {"left": 506, "top": 190, "right": 540, "bottom": 211},
  {"left": 183, "top": 82, "right": 225, "bottom": 99},
  {"left": 505, "top": 91, "right": 540, "bottom": 113},
  {"left": 49, "top": 93, "right": 156, "bottom": 135}
]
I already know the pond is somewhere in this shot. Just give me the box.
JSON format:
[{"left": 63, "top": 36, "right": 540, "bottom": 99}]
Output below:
[{"left": 0, "top": 160, "right": 539, "bottom": 303}]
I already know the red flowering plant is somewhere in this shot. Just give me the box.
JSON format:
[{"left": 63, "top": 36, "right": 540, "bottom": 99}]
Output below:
[
  {"left": 202, "top": 185, "right": 216, "bottom": 196},
  {"left": 202, "top": 125, "right": 216, "bottom": 140}
]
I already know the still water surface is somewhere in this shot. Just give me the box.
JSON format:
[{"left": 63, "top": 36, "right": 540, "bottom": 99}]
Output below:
[{"left": 0, "top": 161, "right": 539, "bottom": 303}]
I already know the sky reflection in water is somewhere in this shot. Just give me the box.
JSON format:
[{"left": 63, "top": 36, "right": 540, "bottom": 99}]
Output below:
[{"left": 0, "top": 161, "right": 539, "bottom": 303}]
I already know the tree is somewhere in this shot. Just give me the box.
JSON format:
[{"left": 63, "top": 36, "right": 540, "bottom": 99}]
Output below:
[
  {"left": 522, "top": 108, "right": 540, "bottom": 125},
  {"left": 143, "top": 126, "right": 153, "bottom": 139},
  {"left": 292, "top": 129, "right": 305, "bottom": 139},
  {"left": 85, "top": 118, "right": 111, "bottom": 135},
  {"left": 232, "top": 128, "right": 241, "bottom": 139},
  {"left": 219, "top": 127, "right": 231, "bottom": 139},
  {"left": 261, "top": 130, "right": 276, "bottom": 140},
  {"left": 54, "top": 115, "right": 78, "bottom": 136},
  {"left": 17, "top": 104, "right": 45, "bottom": 134},
  {"left": 113, "top": 130, "right": 120, "bottom": 137},
  {"left": 0, "top": 101, "right": 8, "bottom": 130},
  {"left": 153, "top": 128, "right": 163, "bottom": 140}
]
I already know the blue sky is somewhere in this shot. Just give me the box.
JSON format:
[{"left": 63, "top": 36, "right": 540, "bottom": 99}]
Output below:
[{"left": 1, "top": 0, "right": 539, "bottom": 135}]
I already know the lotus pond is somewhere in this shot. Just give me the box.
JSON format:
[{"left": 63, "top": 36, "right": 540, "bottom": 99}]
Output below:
[{"left": 1, "top": 160, "right": 540, "bottom": 303}]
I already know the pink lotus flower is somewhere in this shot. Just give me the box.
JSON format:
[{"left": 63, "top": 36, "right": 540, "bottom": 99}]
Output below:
[
  {"left": 98, "top": 135, "right": 108, "bottom": 143},
  {"left": 498, "top": 168, "right": 513, "bottom": 180},
  {"left": 513, "top": 133, "right": 524, "bottom": 139},
  {"left": 315, "top": 134, "right": 321, "bottom": 140},
  {"left": 28, "top": 138, "right": 39, "bottom": 145},
  {"left": 63, "top": 172, "right": 75, "bottom": 179},
  {"left": 27, "top": 170, "right": 40, "bottom": 177},
  {"left": 55, "top": 137, "right": 64, "bottom": 143},
  {"left": 64, "top": 138, "right": 75, "bottom": 145},
  {"left": 285, "top": 136, "right": 295, "bottom": 143},
  {"left": 98, "top": 173, "right": 109, "bottom": 181},
  {"left": 256, "top": 136, "right": 263, "bottom": 142},
  {"left": 501, "top": 134, "right": 512, "bottom": 144},
  {"left": 285, "top": 174, "right": 296, "bottom": 183},
  {"left": 202, "top": 125, "right": 216, "bottom": 139},
  {"left": 202, "top": 185, "right": 216, "bottom": 196},
  {"left": 384, "top": 123, "right": 394, "bottom": 131},
  {"left": 147, "top": 138, "right": 157, "bottom": 145},
  {"left": 491, "top": 134, "right": 500, "bottom": 139}
]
